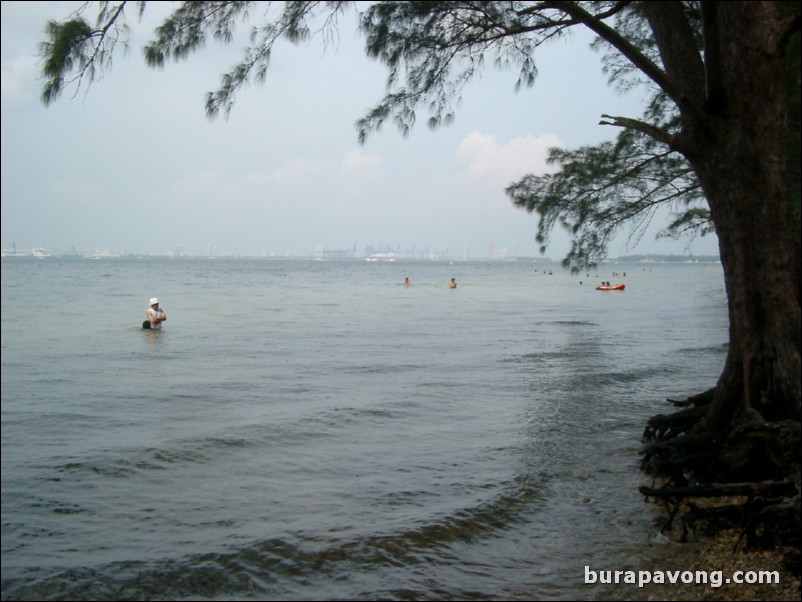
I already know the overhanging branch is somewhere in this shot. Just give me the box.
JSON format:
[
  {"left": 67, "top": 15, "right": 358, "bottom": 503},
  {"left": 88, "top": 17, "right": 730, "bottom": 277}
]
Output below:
[{"left": 599, "top": 114, "right": 676, "bottom": 149}]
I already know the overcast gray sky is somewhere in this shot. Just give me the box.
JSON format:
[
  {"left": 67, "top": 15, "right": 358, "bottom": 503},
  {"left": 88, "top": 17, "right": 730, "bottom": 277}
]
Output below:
[{"left": 1, "top": 1, "right": 720, "bottom": 259}]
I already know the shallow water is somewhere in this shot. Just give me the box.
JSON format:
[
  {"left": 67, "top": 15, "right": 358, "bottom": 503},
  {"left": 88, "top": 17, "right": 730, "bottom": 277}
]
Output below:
[{"left": 1, "top": 257, "right": 728, "bottom": 600}]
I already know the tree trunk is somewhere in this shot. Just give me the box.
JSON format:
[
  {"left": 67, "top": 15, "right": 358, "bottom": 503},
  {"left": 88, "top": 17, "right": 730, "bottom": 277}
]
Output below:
[{"left": 686, "top": 2, "right": 801, "bottom": 434}]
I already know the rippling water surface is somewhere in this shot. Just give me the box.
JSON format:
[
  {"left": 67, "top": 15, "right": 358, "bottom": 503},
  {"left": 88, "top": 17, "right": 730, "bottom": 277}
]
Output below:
[{"left": 1, "top": 257, "right": 727, "bottom": 600}]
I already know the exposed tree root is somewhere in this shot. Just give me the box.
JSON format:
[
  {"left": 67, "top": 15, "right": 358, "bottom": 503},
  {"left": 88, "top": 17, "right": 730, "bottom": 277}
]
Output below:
[
  {"left": 665, "top": 386, "right": 717, "bottom": 408},
  {"left": 640, "top": 480, "right": 797, "bottom": 500},
  {"left": 640, "top": 391, "right": 802, "bottom": 577}
]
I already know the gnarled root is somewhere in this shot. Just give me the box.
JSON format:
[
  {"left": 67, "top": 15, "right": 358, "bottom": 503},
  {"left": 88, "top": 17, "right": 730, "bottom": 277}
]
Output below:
[{"left": 640, "top": 391, "right": 801, "bottom": 576}]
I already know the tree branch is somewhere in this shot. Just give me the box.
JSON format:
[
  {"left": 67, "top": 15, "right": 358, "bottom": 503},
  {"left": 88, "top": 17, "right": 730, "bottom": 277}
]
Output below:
[
  {"left": 599, "top": 114, "right": 676, "bottom": 148},
  {"left": 551, "top": 1, "right": 685, "bottom": 106}
]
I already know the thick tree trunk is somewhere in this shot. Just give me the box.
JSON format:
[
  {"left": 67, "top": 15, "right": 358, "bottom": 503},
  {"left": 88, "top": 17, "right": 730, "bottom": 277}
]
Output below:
[
  {"left": 640, "top": 3, "right": 801, "bottom": 568},
  {"left": 686, "top": 2, "right": 801, "bottom": 434},
  {"left": 631, "top": 0, "right": 800, "bottom": 569}
]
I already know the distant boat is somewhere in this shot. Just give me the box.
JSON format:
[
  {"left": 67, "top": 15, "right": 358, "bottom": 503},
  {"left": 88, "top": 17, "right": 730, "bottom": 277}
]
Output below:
[
  {"left": 366, "top": 253, "right": 397, "bottom": 262},
  {"left": 596, "top": 283, "right": 625, "bottom": 291}
]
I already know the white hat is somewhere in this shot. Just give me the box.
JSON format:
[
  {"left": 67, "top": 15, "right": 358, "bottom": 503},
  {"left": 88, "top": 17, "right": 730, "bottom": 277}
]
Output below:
[{"left": 149, "top": 297, "right": 159, "bottom": 305}]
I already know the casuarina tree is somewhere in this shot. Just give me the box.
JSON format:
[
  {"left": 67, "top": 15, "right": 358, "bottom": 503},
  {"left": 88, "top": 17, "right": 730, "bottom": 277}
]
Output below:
[{"left": 40, "top": 0, "right": 801, "bottom": 564}]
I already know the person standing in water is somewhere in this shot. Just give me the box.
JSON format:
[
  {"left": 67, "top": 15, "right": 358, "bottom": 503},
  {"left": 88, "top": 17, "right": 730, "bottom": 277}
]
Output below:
[
  {"left": 449, "top": 278, "right": 457, "bottom": 289},
  {"left": 143, "top": 297, "right": 167, "bottom": 329}
]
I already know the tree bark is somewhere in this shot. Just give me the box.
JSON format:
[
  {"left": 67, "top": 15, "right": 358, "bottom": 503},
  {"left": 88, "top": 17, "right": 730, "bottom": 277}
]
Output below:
[
  {"left": 681, "top": 2, "right": 801, "bottom": 433},
  {"left": 639, "top": 3, "right": 801, "bottom": 569}
]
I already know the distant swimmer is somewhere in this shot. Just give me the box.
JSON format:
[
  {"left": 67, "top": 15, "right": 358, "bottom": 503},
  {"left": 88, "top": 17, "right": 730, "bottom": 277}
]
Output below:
[
  {"left": 143, "top": 297, "right": 167, "bottom": 329},
  {"left": 449, "top": 278, "right": 457, "bottom": 289},
  {"left": 403, "top": 277, "right": 411, "bottom": 287}
]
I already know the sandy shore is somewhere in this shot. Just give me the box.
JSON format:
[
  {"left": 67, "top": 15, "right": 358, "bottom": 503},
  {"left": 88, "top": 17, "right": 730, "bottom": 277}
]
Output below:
[
  {"left": 632, "top": 502, "right": 800, "bottom": 602},
  {"left": 661, "top": 529, "right": 800, "bottom": 601},
  {"left": 585, "top": 495, "right": 800, "bottom": 601}
]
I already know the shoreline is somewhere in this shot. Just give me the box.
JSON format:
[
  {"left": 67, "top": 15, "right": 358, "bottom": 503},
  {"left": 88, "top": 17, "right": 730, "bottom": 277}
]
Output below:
[
  {"left": 662, "top": 529, "right": 800, "bottom": 601},
  {"left": 589, "top": 528, "right": 800, "bottom": 601},
  {"left": 636, "top": 494, "right": 800, "bottom": 601}
]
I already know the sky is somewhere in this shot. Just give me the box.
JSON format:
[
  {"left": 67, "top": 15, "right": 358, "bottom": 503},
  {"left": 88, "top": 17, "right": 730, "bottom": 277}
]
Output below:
[{"left": 1, "top": 1, "right": 721, "bottom": 259}]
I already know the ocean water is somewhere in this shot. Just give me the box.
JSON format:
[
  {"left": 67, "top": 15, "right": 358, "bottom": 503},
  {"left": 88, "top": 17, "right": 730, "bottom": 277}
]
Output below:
[{"left": 1, "top": 257, "right": 728, "bottom": 601}]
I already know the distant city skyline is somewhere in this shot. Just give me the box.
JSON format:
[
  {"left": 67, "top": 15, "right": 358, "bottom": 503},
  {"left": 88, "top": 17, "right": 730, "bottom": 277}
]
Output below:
[
  {"left": 0, "top": 239, "right": 526, "bottom": 260},
  {"left": 1, "top": 240, "right": 719, "bottom": 263}
]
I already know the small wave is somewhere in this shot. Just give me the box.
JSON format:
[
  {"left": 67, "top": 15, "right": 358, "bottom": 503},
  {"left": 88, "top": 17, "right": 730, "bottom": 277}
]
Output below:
[
  {"left": 503, "top": 350, "right": 604, "bottom": 364},
  {"left": 147, "top": 448, "right": 209, "bottom": 465},
  {"left": 552, "top": 320, "right": 598, "bottom": 327},
  {"left": 0, "top": 478, "right": 545, "bottom": 601},
  {"left": 52, "top": 446, "right": 212, "bottom": 477},
  {"left": 676, "top": 342, "right": 728, "bottom": 355}
]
